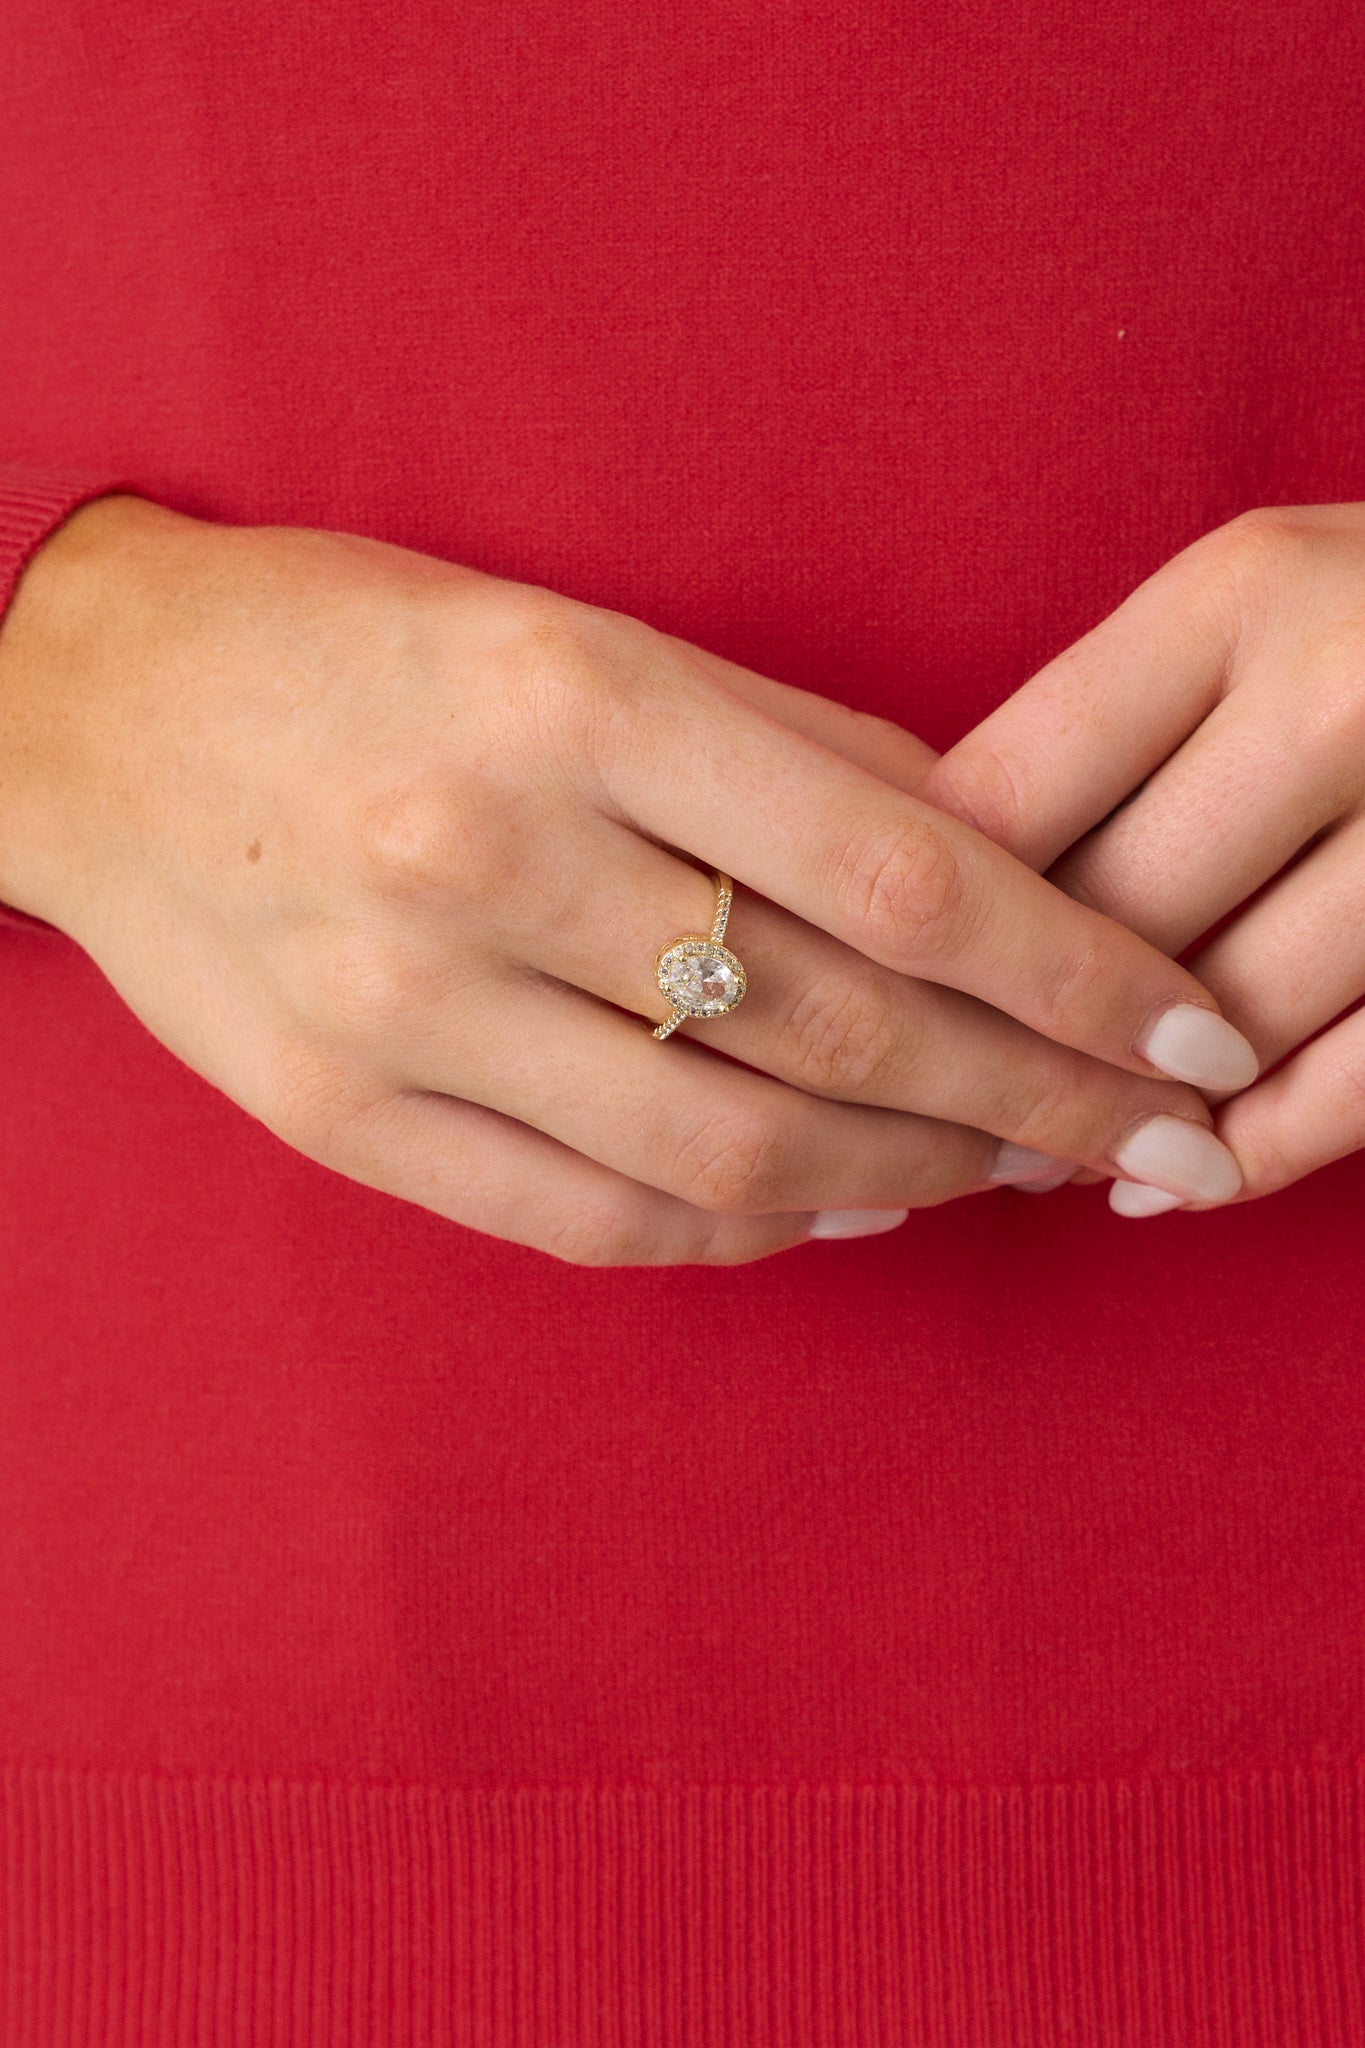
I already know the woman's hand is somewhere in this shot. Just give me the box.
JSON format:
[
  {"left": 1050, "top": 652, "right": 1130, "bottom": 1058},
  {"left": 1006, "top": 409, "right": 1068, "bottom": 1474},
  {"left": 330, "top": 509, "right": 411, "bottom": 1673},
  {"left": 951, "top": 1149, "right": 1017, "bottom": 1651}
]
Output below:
[
  {"left": 919, "top": 503, "right": 1365, "bottom": 1216},
  {"left": 0, "top": 494, "right": 1253, "bottom": 1263}
]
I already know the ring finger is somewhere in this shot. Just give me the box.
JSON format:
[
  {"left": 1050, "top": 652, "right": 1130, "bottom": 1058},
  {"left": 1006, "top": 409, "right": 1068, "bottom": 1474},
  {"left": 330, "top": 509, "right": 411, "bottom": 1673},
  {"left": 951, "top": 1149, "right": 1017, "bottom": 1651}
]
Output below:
[
  {"left": 512, "top": 822, "right": 1239, "bottom": 1180},
  {"left": 401, "top": 967, "right": 1000, "bottom": 1214}
]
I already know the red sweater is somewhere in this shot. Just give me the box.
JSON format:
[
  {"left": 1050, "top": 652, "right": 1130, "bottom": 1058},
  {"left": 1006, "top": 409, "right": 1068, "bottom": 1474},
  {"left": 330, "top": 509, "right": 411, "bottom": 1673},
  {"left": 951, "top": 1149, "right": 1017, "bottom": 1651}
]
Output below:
[{"left": 3, "top": 2, "right": 1364, "bottom": 2039}]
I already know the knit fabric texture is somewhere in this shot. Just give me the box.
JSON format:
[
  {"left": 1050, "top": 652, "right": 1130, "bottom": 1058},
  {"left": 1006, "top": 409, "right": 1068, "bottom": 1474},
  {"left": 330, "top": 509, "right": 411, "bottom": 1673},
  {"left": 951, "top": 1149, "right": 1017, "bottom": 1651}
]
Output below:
[{"left": 3, "top": 0, "right": 1365, "bottom": 2038}]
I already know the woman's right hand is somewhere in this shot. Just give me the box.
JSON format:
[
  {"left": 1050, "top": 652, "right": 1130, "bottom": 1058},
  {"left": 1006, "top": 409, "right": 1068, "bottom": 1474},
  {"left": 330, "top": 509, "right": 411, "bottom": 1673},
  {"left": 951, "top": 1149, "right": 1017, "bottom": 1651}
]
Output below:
[{"left": 0, "top": 493, "right": 1256, "bottom": 1264}]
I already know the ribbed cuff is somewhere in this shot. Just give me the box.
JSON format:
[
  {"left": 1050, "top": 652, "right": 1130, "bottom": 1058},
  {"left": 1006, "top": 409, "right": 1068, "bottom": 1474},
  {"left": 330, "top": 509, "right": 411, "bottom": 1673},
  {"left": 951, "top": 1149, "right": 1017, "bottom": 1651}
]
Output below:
[
  {"left": 5, "top": 1757, "right": 1365, "bottom": 2044},
  {"left": 0, "top": 463, "right": 135, "bottom": 934}
]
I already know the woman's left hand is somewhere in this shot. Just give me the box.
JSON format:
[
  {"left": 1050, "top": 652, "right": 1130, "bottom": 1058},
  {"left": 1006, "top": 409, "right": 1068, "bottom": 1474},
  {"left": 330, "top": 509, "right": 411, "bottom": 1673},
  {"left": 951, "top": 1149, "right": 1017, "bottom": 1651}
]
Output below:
[{"left": 916, "top": 503, "right": 1365, "bottom": 1216}]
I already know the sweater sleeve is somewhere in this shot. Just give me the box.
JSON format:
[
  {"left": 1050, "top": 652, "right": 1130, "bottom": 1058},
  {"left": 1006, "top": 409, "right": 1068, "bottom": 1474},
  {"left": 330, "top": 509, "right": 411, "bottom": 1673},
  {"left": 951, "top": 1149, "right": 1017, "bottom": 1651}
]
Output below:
[{"left": 0, "top": 462, "right": 137, "bottom": 933}]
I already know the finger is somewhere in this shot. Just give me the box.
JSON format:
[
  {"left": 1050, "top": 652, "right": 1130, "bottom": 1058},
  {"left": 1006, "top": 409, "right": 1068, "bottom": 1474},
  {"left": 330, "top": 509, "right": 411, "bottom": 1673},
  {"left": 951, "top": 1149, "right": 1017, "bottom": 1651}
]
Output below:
[
  {"left": 310, "top": 1084, "right": 841, "bottom": 1267},
  {"left": 1178, "top": 810, "right": 1365, "bottom": 1071},
  {"left": 399, "top": 968, "right": 1002, "bottom": 1213},
  {"left": 914, "top": 522, "right": 1239, "bottom": 870},
  {"left": 1208, "top": 1003, "right": 1365, "bottom": 1202},
  {"left": 597, "top": 652, "right": 1259, "bottom": 1090},
  {"left": 1044, "top": 676, "right": 1350, "bottom": 966},
  {"left": 517, "top": 819, "right": 1243, "bottom": 1178},
  {"left": 652, "top": 629, "right": 942, "bottom": 794}
]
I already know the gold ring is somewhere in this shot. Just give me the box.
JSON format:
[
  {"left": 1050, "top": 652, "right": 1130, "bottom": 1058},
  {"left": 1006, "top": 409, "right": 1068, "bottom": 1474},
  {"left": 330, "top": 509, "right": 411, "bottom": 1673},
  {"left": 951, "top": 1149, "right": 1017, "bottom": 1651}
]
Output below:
[{"left": 651, "top": 869, "right": 748, "bottom": 1041}]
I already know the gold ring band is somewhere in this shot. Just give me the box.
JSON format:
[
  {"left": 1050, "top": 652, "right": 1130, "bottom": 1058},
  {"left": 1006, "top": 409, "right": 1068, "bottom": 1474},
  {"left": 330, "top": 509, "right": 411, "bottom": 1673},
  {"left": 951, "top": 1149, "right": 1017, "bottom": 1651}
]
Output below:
[{"left": 651, "top": 869, "right": 748, "bottom": 1041}]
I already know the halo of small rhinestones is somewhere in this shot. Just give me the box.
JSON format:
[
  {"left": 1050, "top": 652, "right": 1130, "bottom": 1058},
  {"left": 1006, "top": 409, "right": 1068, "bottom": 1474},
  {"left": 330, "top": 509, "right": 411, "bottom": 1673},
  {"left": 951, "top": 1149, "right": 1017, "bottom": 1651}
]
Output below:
[{"left": 655, "top": 938, "right": 747, "bottom": 1018}]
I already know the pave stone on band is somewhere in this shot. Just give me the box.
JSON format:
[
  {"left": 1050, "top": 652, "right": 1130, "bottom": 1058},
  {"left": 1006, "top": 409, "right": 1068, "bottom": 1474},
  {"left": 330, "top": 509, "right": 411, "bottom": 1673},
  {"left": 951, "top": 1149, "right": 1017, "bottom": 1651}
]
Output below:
[{"left": 652, "top": 869, "right": 748, "bottom": 1041}]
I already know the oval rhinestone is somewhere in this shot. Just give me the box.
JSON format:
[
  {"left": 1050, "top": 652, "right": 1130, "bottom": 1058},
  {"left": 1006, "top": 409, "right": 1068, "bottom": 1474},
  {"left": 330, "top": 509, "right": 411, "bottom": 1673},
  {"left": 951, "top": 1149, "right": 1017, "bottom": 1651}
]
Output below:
[{"left": 658, "top": 944, "right": 744, "bottom": 1016}]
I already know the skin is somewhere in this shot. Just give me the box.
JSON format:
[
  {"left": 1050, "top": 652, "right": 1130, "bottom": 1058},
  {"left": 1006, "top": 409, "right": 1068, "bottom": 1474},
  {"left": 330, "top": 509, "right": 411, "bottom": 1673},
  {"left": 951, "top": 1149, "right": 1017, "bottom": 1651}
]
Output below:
[
  {"left": 0, "top": 492, "right": 1251, "bottom": 1265},
  {"left": 920, "top": 503, "right": 1365, "bottom": 1214}
]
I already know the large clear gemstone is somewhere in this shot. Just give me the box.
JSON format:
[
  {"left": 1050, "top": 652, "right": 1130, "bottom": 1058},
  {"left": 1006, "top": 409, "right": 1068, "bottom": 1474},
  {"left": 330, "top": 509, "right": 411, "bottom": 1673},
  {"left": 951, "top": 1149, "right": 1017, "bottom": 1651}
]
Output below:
[{"left": 658, "top": 943, "right": 744, "bottom": 1016}]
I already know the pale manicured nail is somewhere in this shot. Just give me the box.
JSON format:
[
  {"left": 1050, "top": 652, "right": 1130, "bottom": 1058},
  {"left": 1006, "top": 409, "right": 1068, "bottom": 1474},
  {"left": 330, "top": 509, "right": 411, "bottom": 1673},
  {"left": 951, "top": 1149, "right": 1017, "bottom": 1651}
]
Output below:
[
  {"left": 1112, "top": 1114, "right": 1242, "bottom": 1203},
  {"left": 1011, "top": 1166, "right": 1079, "bottom": 1193},
  {"left": 1109, "top": 1180, "right": 1185, "bottom": 1218},
  {"left": 808, "top": 1208, "right": 909, "bottom": 1239},
  {"left": 989, "top": 1142, "right": 1073, "bottom": 1186},
  {"left": 1135, "top": 1003, "right": 1259, "bottom": 1090}
]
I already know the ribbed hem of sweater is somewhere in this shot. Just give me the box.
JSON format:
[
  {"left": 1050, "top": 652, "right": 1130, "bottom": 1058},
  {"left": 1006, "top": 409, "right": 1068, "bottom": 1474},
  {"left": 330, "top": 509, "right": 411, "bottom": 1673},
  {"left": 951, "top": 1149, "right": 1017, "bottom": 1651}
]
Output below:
[
  {"left": 0, "top": 463, "right": 135, "bottom": 935},
  {"left": 5, "top": 1757, "right": 1365, "bottom": 2045}
]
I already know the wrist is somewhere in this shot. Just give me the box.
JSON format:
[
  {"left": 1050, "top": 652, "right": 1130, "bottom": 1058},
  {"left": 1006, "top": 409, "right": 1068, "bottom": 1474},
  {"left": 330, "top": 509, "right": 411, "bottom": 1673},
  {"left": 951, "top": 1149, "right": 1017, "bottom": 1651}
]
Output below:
[{"left": 0, "top": 492, "right": 173, "bottom": 927}]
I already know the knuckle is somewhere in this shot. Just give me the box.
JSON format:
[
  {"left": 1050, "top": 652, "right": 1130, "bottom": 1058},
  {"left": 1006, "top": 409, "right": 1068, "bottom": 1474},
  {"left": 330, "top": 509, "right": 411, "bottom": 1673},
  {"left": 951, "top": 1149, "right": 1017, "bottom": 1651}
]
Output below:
[
  {"left": 511, "top": 597, "right": 598, "bottom": 685},
  {"left": 540, "top": 1201, "right": 658, "bottom": 1268},
  {"left": 1189, "top": 506, "right": 1310, "bottom": 628},
  {"left": 354, "top": 779, "right": 497, "bottom": 904},
  {"left": 839, "top": 820, "right": 970, "bottom": 966},
  {"left": 543, "top": 1204, "right": 784, "bottom": 1269},
  {"left": 1001, "top": 1071, "right": 1096, "bottom": 1161},
  {"left": 1030, "top": 938, "right": 1108, "bottom": 1041},
  {"left": 261, "top": 1039, "right": 381, "bottom": 1165},
  {"left": 1210, "top": 505, "right": 1305, "bottom": 575},
  {"left": 776, "top": 974, "right": 902, "bottom": 1096},
  {"left": 925, "top": 742, "right": 1027, "bottom": 848},
  {"left": 856, "top": 1120, "right": 987, "bottom": 1209},
  {"left": 693, "top": 1218, "right": 801, "bottom": 1266},
  {"left": 304, "top": 923, "right": 429, "bottom": 1040},
  {"left": 503, "top": 595, "right": 635, "bottom": 756},
  {"left": 672, "top": 1108, "right": 787, "bottom": 1212}
]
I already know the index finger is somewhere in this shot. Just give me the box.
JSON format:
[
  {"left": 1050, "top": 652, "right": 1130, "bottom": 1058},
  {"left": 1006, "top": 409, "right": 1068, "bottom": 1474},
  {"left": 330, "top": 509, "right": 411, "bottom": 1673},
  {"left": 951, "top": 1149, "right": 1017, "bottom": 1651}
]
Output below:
[
  {"left": 600, "top": 656, "right": 1258, "bottom": 1091},
  {"left": 913, "top": 516, "right": 1249, "bottom": 873}
]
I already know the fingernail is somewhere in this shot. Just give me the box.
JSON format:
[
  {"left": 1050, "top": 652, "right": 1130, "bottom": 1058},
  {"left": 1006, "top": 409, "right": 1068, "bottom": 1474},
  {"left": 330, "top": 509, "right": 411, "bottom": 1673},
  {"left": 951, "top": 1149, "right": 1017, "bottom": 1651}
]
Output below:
[
  {"left": 1135, "top": 1003, "right": 1259, "bottom": 1090},
  {"left": 988, "top": 1142, "right": 1073, "bottom": 1187},
  {"left": 808, "top": 1208, "right": 909, "bottom": 1239},
  {"left": 1112, "top": 1114, "right": 1242, "bottom": 1203},
  {"left": 1109, "top": 1180, "right": 1186, "bottom": 1218},
  {"left": 1011, "top": 1166, "right": 1078, "bottom": 1193}
]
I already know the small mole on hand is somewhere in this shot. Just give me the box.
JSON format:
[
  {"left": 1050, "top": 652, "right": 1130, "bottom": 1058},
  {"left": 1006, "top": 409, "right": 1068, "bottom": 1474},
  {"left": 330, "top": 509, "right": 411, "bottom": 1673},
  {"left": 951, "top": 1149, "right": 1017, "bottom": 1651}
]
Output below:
[{"left": 246, "top": 840, "right": 262, "bottom": 864}]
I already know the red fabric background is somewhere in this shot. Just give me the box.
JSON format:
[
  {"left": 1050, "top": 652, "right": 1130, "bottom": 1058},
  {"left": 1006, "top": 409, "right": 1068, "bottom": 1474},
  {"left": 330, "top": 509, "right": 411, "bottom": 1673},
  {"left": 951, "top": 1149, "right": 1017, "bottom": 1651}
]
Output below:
[{"left": 2, "top": 0, "right": 1365, "bottom": 2034}]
